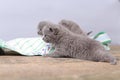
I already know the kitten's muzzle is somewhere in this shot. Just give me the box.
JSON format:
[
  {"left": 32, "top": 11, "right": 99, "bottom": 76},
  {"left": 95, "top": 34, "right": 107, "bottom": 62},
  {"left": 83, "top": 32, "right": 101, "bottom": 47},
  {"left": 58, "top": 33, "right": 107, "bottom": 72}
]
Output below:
[
  {"left": 42, "top": 36, "right": 49, "bottom": 43},
  {"left": 38, "top": 31, "right": 43, "bottom": 35}
]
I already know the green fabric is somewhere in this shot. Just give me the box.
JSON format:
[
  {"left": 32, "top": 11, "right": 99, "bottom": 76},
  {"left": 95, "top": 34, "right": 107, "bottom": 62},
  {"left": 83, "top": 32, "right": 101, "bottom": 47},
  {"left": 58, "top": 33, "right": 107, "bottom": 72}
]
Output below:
[
  {"left": 93, "top": 32, "right": 111, "bottom": 50},
  {"left": 49, "top": 47, "right": 55, "bottom": 54},
  {"left": 93, "top": 32, "right": 105, "bottom": 39},
  {"left": 102, "top": 40, "right": 111, "bottom": 45}
]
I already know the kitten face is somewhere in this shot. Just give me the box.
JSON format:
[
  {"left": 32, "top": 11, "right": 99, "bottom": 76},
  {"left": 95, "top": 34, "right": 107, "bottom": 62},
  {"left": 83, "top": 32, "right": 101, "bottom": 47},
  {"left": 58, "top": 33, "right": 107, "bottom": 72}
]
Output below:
[
  {"left": 42, "top": 24, "right": 59, "bottom": 43},
  {"left": 37, "top": 21, "right": 53, "bottom": 36}
]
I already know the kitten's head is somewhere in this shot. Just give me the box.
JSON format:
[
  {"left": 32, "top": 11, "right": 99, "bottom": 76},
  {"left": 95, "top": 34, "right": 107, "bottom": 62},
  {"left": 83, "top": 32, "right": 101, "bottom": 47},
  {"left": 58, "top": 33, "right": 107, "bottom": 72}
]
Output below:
[
  {"left": 42, "top": 24, "right": 60, "bottom": 43},
  {"left": 37, "top": 21, "right": 53, "bottom": 36}
]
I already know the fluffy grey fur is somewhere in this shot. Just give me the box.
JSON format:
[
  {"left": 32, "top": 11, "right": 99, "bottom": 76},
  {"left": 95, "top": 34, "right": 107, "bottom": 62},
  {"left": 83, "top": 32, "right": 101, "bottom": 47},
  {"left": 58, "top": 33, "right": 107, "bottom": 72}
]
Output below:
[
  {"left": 42, "top": 24, "right": 117, "bottom": 65},
  {"left": 59, "top": 19, "right": 87, "bottom": 36},
  {"left": 37, "top": 21, "right": 53, "bottom": 35},
  {"left": 38, "top": 20, "right": 89, "bottom": 36}
]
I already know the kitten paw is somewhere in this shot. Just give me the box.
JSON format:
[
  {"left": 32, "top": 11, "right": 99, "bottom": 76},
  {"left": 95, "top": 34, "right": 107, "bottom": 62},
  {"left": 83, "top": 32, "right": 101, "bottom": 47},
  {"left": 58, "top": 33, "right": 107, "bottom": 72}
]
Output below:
[
  {"left": 110, "top": 59, "right": 117, "bottom": 65},
  {"left": 42, "top": 54, "right": 51, "bottom": 57}
]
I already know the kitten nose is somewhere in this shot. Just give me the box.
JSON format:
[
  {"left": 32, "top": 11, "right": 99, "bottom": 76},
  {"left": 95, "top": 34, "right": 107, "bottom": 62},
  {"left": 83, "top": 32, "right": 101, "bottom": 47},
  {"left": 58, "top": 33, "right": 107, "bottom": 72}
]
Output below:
[
  {"left": 42, "top": 36, "right": 46, "bottom": 41},
  {"left": 42, "top": 37, "right": 44, "bottom": 40},
  {"left": 42, "top": 35, "right": 46, "bottom": 39}
]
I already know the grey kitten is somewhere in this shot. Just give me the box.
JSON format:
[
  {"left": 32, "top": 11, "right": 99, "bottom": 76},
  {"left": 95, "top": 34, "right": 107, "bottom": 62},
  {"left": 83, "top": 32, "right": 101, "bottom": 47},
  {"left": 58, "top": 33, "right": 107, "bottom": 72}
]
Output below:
[
  {"left": 59, "top": 19, "right": 87, "bottom": 36},
  {"left": 42, "top": 24, "right": 117, "bottom": 65}
]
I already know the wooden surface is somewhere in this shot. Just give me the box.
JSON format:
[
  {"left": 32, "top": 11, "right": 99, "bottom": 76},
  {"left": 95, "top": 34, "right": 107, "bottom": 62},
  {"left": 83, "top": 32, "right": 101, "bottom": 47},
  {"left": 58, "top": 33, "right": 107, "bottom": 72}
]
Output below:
[{"left": 0, "top": 45, "right": 120, "bottom": 80}]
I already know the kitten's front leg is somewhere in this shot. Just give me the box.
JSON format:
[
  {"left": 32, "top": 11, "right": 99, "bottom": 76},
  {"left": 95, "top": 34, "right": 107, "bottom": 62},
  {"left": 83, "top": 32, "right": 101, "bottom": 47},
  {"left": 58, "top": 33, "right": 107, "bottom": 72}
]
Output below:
[{"left": 42, "top": 51, "right": 61, "bottom": 58}]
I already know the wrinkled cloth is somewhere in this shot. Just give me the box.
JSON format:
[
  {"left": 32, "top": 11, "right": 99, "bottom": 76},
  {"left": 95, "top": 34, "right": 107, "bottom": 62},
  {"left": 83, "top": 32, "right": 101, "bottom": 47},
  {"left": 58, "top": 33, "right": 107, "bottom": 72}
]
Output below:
[
  {"left": 93, "top": 32, "right": 111, "bottom": 50},
  {"left": 0, "top": 37, "right": 52, "bottom": 56}
]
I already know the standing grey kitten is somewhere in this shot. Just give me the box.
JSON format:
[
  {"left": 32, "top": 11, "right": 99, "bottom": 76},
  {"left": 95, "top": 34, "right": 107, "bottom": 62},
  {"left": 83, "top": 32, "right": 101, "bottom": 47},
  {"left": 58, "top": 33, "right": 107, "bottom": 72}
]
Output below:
[
  {"left": 59, "top": 19, "right": 87, "bottom": 36},
  {"left": 42, "top": 24, "right": 117, "bottom": 65}
]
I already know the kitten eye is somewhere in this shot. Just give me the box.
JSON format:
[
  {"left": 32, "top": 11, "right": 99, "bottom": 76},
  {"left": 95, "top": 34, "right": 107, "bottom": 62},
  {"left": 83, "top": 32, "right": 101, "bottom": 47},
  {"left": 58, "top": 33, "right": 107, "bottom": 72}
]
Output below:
[{"left": 49, "top": 28, "right": 53, "bottom": 32}]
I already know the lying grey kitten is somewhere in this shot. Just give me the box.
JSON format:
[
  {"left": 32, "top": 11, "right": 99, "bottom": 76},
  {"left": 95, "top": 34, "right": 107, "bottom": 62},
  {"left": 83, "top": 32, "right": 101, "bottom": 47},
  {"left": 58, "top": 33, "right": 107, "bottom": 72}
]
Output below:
[
  {"left": 59, "top": 19, "right": 87, "bottom": 36},
  {"left": 42, "top": 24, "right": 117, "bottom": 65}
]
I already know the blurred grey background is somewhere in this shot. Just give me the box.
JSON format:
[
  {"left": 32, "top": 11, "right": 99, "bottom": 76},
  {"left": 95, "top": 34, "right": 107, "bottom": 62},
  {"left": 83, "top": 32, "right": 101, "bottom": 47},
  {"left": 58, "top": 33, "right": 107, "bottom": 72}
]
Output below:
[{"left": 0, "top": 0, "right": 120, "bottom": 44}]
